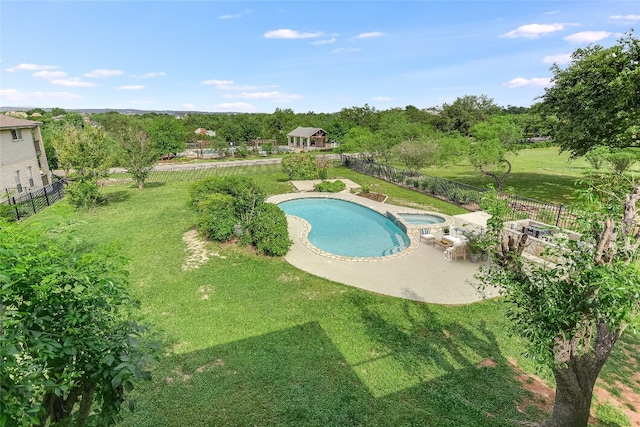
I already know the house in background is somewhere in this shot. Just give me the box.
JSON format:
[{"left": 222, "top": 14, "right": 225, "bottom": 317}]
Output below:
[
  {"left": 0, "top": 115, "right": 52, "bottom": 195},
  {"left": 286, "top": 127, "right": 332, "bottom": 152}
]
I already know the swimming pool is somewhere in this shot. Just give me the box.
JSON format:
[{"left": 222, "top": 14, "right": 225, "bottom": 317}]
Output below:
[
  {"left": 278, "top": 198, "right": 411, "bottom": 258},
  {"left": 397, "top": 213, "right": 446, "bottom": 226}
]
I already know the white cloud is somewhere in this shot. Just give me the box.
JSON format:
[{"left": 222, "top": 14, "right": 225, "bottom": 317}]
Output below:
[
  {"left": 51, "top": 78, "right": 97, "bottom": 87},
  {"left": 331, "top": 47, "right": 361, "bottom": 54},
  {"left": 33, "top": 70, "right": 68, "bottom": 79},
  {"left": 202, "top": 79, "right": 271, "bottom": 91},
  {"left": 609, "top": 14, "right": 640, "bottom": 22},
  {"left": 356, "top": 31, "right": 384, "bottom": 39},
  {"left": 564, "top": 31, "right": 612, "bottom": 43},
  {"left": 118, "top": 85, "right": 145, "bottom": 90},
  {"left": 311, "top": 37, "right": 337, "bottom": 45},
  {"left": 543, "top": 53, "right": 572, "bottom": 64},
  {"left": 0, "top": 88, "right": 81, "bottom": 102},
  {"left": 202, "top": 79, "right": 236, "bottom": 89},
  {"left": 504, "top": 77, "right": 551, "bottom": 88},
  {"left": 219, "top": 9, "right": 251, "bottom": 20},
  {"left": 213, "top": 102, "right": 255, "bottom": 112},
  {"left": 264, "top": 29, "right": 323, "bottom": 39},
  {"left": 182, "top": 103, "right": 196, "bottom": 109},
  {"left": 6, "top": 63, "right": 59, "bottom": 72},
  {"left": 372, "top": 96, "right": 393, "bottom": 101},
  {"left": 83, "top": 69, "right": 124, "bottom": 78},
  {"left": 133, "top": 72, "right": 166, "bottom": 78},
  {"left": 544, "top": 10, "right": 560, "bottom": 15},
  {"left": 500, "top": 23, "right": 567, "bottom": 39}
]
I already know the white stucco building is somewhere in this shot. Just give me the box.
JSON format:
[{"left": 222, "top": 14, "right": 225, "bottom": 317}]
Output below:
[{"left": 0, "top": 115, "right": 52, "bottom": 195}]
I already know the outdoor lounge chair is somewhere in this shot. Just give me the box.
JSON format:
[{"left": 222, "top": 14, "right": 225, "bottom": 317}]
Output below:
[{"left": 420, "top": 228, "right": 435, "bottom": 244}]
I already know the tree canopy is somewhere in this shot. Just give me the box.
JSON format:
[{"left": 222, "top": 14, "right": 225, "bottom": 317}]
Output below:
[
  {"left": 541, "top": 31, "right": 640, "bottom": 157},
  {"left": 0, "top": 222, "right": 157, "bottom": 426}
]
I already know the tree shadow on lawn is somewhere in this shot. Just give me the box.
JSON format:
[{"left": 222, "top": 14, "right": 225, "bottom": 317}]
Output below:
[
  {"left": 121, "top": 317, "right": 536, "bottom": 427},
  {"left": 100, "top": 190, "right": 130, "bottom": 205}
]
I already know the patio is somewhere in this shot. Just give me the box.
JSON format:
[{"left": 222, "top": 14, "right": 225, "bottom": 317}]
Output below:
[{"left": 268, "top": 192, "right": 499, "bottom": 304}]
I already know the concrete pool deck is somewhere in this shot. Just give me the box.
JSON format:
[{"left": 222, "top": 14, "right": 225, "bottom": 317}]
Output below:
[{"left": 267, "top": 192, "right": 499, "bottom": 305}]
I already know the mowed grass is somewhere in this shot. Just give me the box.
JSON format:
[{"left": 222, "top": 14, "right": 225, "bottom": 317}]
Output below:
[
  {"left": 24, "top": 154, "right": 639, "bottom": 426},
  {"left": 424, "top": 146, "right": 640, "bottom": 205}
]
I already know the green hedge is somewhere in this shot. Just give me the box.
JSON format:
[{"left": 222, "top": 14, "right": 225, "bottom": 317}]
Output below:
[
  {"left": 250, "top": 203, "right": 291, "bottom": 256},
  {"left": 191, "top": 176, "right": 289, "bottom": 256}
]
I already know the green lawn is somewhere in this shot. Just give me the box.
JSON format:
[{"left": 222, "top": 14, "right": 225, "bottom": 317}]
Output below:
[
  {"left": 423, "top": 146, "right": 640, "bottom": 205},
  {"left": 24, "top": 156, "right": 638, "bottom": 426}
]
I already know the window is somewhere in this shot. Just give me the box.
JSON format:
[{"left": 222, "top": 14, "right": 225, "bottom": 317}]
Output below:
[
  {"left": 28, "top": 166, "right": 35, "bottom": 187},
  {"left": 11, "top": 129, "right": 23, "bottom": 140},
  {"left": 15, "top": 170, "right": 23, "bottom": 193}
]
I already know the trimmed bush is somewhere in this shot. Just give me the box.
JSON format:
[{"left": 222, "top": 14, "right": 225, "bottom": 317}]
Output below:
[
  {"left": 250, "top": 203, "right": 291, "bottom": 256},
  {"left": 281, "top": 155, "right": 331, "bottom": 180},
  {"left": 314, "top": 180, "right": 346, "bottom": 193},
  {"left": 195, "top": 193, "right": 237, "bottom": 241},
  {"left": 66, "top": 179, "right": 100, "bottom": 209},
  {"left": 190, "top": 176, "right": 265, "bottom": 226}
]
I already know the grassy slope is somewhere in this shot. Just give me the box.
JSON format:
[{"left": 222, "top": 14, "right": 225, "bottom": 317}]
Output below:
[{"left": 24, "top": 152, "right": 638, "bottom": 426}]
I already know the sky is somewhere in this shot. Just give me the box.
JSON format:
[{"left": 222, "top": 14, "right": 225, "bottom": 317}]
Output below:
[{"left": 1, "top": 1, "right": 638, "bottom": 114}]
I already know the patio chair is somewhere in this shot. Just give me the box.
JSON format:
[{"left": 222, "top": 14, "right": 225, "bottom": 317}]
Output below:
[
  {"left": 420, "top": 228, "right": 435, "bottom": 244},
  {"left": 444, "top": 241, "right": 467, "bottom": 261}
]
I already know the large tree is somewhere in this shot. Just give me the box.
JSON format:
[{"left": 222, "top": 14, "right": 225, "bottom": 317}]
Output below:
[
  {"left": 437, "top": 94, "right": 501, "bottom": 136},
  {"left": 480, "top": 32, "right": 640, "bottom": 427},
  {"left": 542, "top": 31, "right": 639, "bottom": 157},
  {"left": 146, "top": 115, "right": 187, "bottom": 157}
]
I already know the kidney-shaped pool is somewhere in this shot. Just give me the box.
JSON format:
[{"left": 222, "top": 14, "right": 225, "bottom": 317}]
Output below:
[{"left": 278, "top": 198, "right": 411, "bottom": 258}]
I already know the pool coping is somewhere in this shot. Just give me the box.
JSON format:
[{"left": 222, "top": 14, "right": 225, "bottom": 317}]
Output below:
[{"left": 267, "top": 192, "right": 455, "bottom": 262}]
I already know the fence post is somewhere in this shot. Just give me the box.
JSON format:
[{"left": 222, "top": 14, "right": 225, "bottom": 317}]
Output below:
[
  {"left": 556, "top": 204, "right": 563, "bottom": 227},
  {"left": 12, "top": 196, "right": 19, "bottom": 220},
  {"left": 44, "top": 185, "right": 51, "bottom": 206},
  {"left": 29, "top": 191, "right": 36, "bottom": 213}
]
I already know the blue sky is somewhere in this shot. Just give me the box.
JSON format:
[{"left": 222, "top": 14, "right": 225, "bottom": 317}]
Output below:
[{"left": 1, "top": 1, "right": 638, "bottom": 113}]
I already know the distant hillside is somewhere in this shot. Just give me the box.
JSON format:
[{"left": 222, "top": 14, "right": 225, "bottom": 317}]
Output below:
[{"left": 0, "top": 107, "right": 237, "bottom": 116}]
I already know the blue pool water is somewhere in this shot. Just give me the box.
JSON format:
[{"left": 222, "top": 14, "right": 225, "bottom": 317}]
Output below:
[
  {"left": 278, "top": 198, "right": 411, "bottom": 257},
  {"left": 397, "top": 213, "right": 446, "bottom": 226}
]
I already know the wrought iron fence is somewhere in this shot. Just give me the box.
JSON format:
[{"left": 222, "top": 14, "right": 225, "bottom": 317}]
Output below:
[
  {"left": 4, "top": 180, "right": 66, "bottom": 221},
  {"left": 341, "top": 154, "right": 579, "bottom": 230}
]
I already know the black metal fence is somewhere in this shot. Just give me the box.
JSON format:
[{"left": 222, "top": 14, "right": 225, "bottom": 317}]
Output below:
[
  {"left": 4, "top": 180, "right": 66, "bottom": 221},
  {"left": 341, "top": 154, "right": 579, "bottom": 229}
]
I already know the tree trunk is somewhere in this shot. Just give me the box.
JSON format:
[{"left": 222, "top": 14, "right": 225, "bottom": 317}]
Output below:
[{"left": 545, "top": 322, "right": 622, "bottom": 427}]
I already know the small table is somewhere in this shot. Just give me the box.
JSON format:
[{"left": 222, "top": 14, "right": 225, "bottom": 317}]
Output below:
[{"left": 433, "top": 239, "right": 452, "bottom": 250}]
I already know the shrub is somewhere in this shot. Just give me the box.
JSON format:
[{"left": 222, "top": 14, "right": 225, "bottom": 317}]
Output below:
[
  {"left": 281, "top": 155, "right": 321, "bottom": 180},
  {"left": 250, "top": 203, "right": 291, "bottom": 256},
  {"left": 235, "top": 143, "right": 250, "bottom": 158},
  {"left": 584, "top": 146, "right": 609, "bottom": 170},
  {"left": 606, "top": 150, "right": 638, "bottom": 174},
  {"left": 190, "top": 176, "right": 265, "bottom": 226},
  {"left": 195, "top": 193, "right": 237, "bottom": 241},
  {"left": 0, "top": 202, "right": 16, "bottom": 221},
  {"left": 314, "top": 180, "right": 346, "bottom": 193},
  {"left": 66, "top": 179, "right": 100, "bottom": 209}
]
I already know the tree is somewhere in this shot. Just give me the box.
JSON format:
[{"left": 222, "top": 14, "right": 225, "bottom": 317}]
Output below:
[
  {"left": 146, "top": 115, "right": 186, "bottom": 157},
  {"left": 479, "top": 33, "right": 640, "bottom": 427},
  {"left": 115, "top": 127, "right": 158, "bottom": 189},
  {"left": 541, "top": 32, "right": 639, "bottom": 157},
  {"left": 480, "top": 177, "right": 639, "bottom": 427},
  {"left": 51, "top": 125, "right": 115, "bottom": 208},
  {"left": 468, "top": 116, "right": 524, "bottom": 191},
  {"left": 393, "top": 139, "right": 439, "bottom": 174},
  {"left": 0, "top": 222, "right": 157, "bottom": 426},
  {"left": 436, "top": 94, "right": 501, "bottom": 136}
]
